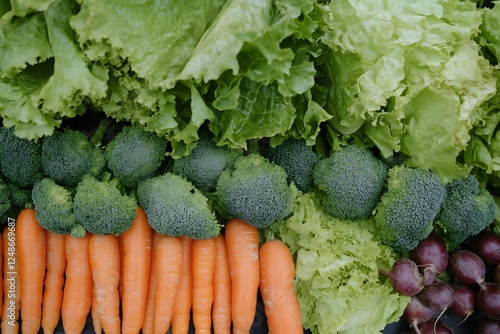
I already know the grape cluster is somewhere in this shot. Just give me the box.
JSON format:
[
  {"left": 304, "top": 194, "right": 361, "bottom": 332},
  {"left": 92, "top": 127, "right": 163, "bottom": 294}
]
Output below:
[{"left": 385, "top": 230, "right": 500, "bottom": 334}]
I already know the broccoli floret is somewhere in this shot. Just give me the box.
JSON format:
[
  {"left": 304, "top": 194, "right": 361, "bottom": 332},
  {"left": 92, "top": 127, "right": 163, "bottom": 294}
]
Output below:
[
  {"left": 0, "top": 127, "right": 43, "bottom": 188},
  {"left": 216, "top": 154, "right": 295, "bottom": 229},
  {"left": 264, "top": 138, "right": 320, "bottom": 193},
  {"left": 73, "top": 175, "right": 137, "bottom": 235},
  {"left": 105, "top": 125, "right": 168, "bottom": 189},
  {"left": 312, "top": 144, "right": 388, "bottom": 220},
  {"left": 0, "top": 178, "right": 11, "bottom": 221},
  {"left": 137, "top": 173, "right": 221, "bottom": 239},
  {"left": 173, "top": 132, "right": 242, "bottom": 192},
  {"left": 41, "top": 129, "right": 106, "bottom": 187},
  {"left": 434, "top": 174, "right": 497, "bottom": 248},
  {"left": 7, "top": 182, "right": 32, "bottom": 208},
  {"left": 31, "top": 178, "right": 81, "bottom": 235},
  {"left": 374, "top": 165, "right": 446, "bottom": 252}
]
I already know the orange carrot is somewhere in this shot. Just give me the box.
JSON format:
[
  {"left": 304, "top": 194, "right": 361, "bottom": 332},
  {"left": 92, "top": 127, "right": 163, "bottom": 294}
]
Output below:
[
  {"left": 17, "top": 208, "right": 47, "bottom": 334},
  {"left": 0, "top": 227, "right": 2, "bottom": 314},
  {"left": 171, "top": 236, "right": 194, "bottom": 334},
  {"left": 120, "top": 207, "right": 153, "bottom": 334},
  {"left": 192, "top": 237, "right": 217, "bottom": 334},
  {"left": 259, "top": 239, "right": 302, "bottom": 334},
  {"left": 92, "top": 281, "right": 102, "bottom": 334},
  {"left": 141, "top": 231, "right": 161, "bottom": 334},
  {"left": 61, "top": 233, "right": 92, "bottom": 334},
  {"left": 89, "top": 233, "right": 121, "bottom": 334},
  {"left": 41, "top": 232, "right": 67, "bottom": 334},
  {"left": 225, "top": 219, "right": 260, "bottom": 334},
  {"left": 212, "top": 234, "right": 232, "bottom": 334},
  {"left": 153, "top": 235, "right": 183, "bottom": 334},
  {"left": 1, "top": 221, "right": 21, "bottom": 334}
]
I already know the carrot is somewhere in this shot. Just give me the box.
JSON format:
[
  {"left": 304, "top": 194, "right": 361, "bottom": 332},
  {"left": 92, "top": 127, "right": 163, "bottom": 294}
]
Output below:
[
  {"left": 212, "top": 234, "right": 232, "bottom": 334},
  {"left": 41, "top": 232, "right": 67, "bottom": 334},
  {"left": 17, "top": 208, "right": 47, "bottom": 334},
  {"left": 61, "top": 233, "right": 92, "bottom": 334},
  {"left": 171, "top": 236, "right": 194, "bottom": 334},
  {"left": 1, "top": 221, "right": 21, "bottom": 334},
  {"left": 192, "top": 237, "right": 217, "bottom": 334},
  {"left": 153, "top": 235, "right": 183, "bottom": 334},
  {"left": 224, "top": 219, "right": 260, "bottom": 334},
  {"left": 89, "top": 233, "right": 121, "bottom": 334},
  {"left": 0, "top": 226, "right": 2, "bottom": 314},
  {"left": 259, "top": 239, "right": 303, "bottom": 334},
  {"left": 91, "top": 281, "right": 102, "bottom": 334},
  {"left": 141, "top": 231, "right": 161, "bottom": 334},
  {"left": 120, "top": 207, "right": 153, "bottom": 334}
]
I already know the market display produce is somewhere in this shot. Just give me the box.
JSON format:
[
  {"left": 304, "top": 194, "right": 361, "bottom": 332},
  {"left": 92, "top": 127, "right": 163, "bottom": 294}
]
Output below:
[{"left": 1, "top": 0, "right": 500, "bottom": 333}]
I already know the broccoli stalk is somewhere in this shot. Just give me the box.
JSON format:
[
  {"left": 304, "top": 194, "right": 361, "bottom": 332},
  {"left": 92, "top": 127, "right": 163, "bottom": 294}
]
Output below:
[
  {"left": 216, "top": 154, "right": 296, "bottom": 229},
  {"left": 434, "top": 174, "right": 497, "bottom": 248},
  {"left": 373, "top": 165, "right": 446, "bottom": 252}
]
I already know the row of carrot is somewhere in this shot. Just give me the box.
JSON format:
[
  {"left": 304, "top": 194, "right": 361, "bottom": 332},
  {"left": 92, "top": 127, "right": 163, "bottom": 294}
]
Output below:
[{"left": 0, "top": 207, "right": 303, "bottom": 334}]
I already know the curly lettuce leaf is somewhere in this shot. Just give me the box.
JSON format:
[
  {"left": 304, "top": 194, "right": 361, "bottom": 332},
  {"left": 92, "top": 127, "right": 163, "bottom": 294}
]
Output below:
[
  {"left": 264, "top": 192, "right": 409, "bottom": 334},
  {"left": 322, "top": 0, "right": 496, "bottom": 183}
]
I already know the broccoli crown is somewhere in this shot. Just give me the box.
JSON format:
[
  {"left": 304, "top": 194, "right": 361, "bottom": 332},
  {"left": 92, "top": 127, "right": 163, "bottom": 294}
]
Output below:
[
  {"left": 0, "top": 127, "right": 43, "bottom": 188},
  {"left": 173, "top": 133, "right": 242, "bottom": 192},
  {"left": 73, "top": 175, "right": 137, "bottom": 235},
  {"left": 137, "top": 173, "right": 221, "bottom": 239},
  {"left": 0, "top": 178, "right": 11, "bottom": 220},
  {"left": 216, "top": 153, "right": 295, "bottom": 229},
  {"left": 41, "top": 129, "right": 105, "bottom": 187},
  {"left": 105, "top": 125, "right": 168, "bottom": 189},
  {"left": 32, "top": 178, "right": 78, "bottom": 234},
  {"left": 312, "top": 144, "right": 388, "bottom": 220},
  {"left": 435, "top": 174, "right": 497, "bottom": 247},
  {"left": 7, "top": 182, "right": 32, "bottom": 208},
  {"left": 264, "top": 138, "right": 320, "bottom": 193},
  {"left": 374, "top": 165, "right": 446, "bottom": 252}
]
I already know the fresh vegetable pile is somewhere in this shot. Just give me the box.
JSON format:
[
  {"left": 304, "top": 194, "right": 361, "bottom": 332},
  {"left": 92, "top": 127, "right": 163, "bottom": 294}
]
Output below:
[{"left": 2, "top": 0, "right": 500, "bottom": 333}]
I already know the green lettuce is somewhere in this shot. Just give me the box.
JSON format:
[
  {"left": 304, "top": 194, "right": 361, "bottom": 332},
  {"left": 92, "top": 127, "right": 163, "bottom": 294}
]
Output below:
[
  {"left": 264, "top": 192, "right": 409, "bottom": 334},
  {"left": 321, "top": 0, "right": 497, "bottom": 183}
]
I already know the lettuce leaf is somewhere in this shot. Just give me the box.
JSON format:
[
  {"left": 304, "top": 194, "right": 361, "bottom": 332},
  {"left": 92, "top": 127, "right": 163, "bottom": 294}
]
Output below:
[
  {"left": 322, "top": 0, "right": 497, "bottom": 183},
  {"left": 264, "top": 192, "right": 409, "bottom": 334}
]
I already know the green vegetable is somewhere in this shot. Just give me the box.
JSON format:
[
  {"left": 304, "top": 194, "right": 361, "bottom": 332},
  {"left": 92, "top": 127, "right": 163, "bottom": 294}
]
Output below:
[
  {"left": 322, "top": 0, "right": 496, "bottom": 183},
  {"left": 216, "top": 153, "right": 295, "bottom": 228},
  {"left": 0, "top": 178, "right": 11, "bottom": 221},
  {"left": 41, "top": 128, "right": 106, "bottom": 187},
  {"left": 137, "top": 173, "right": 220, "bottom": 239},
  {"left": 0, "top": 126, "right": 43, "bottom": 188},
  {"left": 312, "top": 144, "right": 388, "bottom": 220},
  {"left": 374, "top": 165, "right": 446, "bottom": 252},
  {"left": 31, "top": 177, "right": 81, "bottom": 236},
  {"left": 264, "top": 137, "right": 320, "bottom": 193},
  {"left": 264, "top": 191, "right": 409, "bottom": 334},
  {"left": 73, "top": 175, "right": 137, "bottom": 235},
  {"left": 172, "top": 131, "right": 242, "bottom": 193},
  {"left": 435, "top": 174, "right": 497, "bottom": 248},
  {"left": 105, "top": 125, "right": 168, "bottom": 189}
]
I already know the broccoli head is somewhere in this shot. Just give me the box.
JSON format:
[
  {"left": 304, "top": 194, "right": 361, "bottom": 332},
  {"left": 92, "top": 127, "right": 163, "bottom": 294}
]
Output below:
[
  {"left": 216, "top": 154, "right": 295, "bottom": 229},
  {"left": 312, "top": 144, "right": 388, "bottom": 220},
  {"left": 31, "top": 178, "right": 80, "bottom": 235},
  {"left": 173, "top": 132, "right": 242, "bottom": 192},
  {"left": 137, "top": 173, "right": 221, "bottom": 239},
  {"left": 264, "top": 138, "right": 320, "bottom": 193},
  {"left": 73, "top": 175, "right": 137, "bottom": 235},
  {"left": 373, "top": 165, "right": 446, "bottom": 252},
  {"left": 434, "top": 174, "right": 497, "bottom": 248},
  {"left": 0, "top": 178, "right": 11, "bottom": 221},
  {"left": 105, "top": 125, "right": 168, "bottom": 189},
  {"left": 41, "top": 129, "right": 106, "bottom": 187},
  {"left": 0, "top": 127, "right": 43, "bottom": 188}
]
